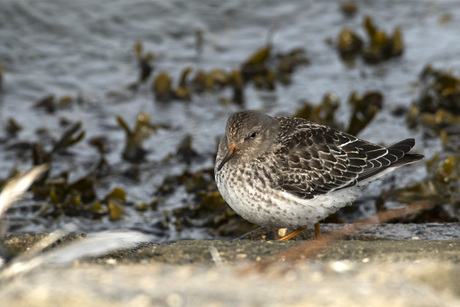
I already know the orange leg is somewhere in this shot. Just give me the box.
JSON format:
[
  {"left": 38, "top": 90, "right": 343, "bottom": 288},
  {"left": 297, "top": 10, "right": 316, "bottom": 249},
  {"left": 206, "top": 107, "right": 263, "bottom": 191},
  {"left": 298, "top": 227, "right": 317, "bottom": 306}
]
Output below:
[
  {"left": 314, "top": 222, "right": 325, "bottom": 240},
  {"left": 277, "top": 226, "right": 307, "bottom": 241}
]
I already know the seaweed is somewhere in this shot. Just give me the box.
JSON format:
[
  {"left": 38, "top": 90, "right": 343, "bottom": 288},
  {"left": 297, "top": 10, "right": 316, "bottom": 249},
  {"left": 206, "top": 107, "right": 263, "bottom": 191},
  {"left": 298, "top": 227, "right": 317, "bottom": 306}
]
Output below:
[
  {"left": 347, "top": 91, "right": 383, "bottom": 135},
  {"left": 241, "top": 46, "right": 273, "bottom": 89},
  {"left": 407, "top": 65, "right": 460, "bottom": 151},
  {"left": 117, "top": 112, "right": 157, "bottom": 163},
  {"left": 337, "top": 15, "right": 404, "bottom": 64},
  {"left": 152, "top": 72, "right": 172, "bottom": 103},
  {"left": 340, "top": 2, "right": 358, "bottom": 18},
  {"left": 33, "top": 95, "right": 76, "bottom": 114},
  {"left": 190, "top": 70, "right": 208, "bottom": 93},
  {"left": 294, "top": 92, "right": 341, "bottom": 129},
  {"left": 418, "top": 65, "right": 460, "bottom": 115},
  {"left": 103, "top": 188, "right": 126, "bottom": 221},
  {"left": 138, "top": 35, "right": 309, "bottom": 104},
  {"left": 229, "top": 69, "right": 245, "bottom": 105},
  {"left": 32, "top": 122, "right": 85, "bottom": 166},
  {"left": 134, "top": 41, "right": 154, "bottom": 84},
  {"left": 338, "top": 28, "right": 363, "bottom": 61},
  {"left": 176, "top": 134, "right": 200, "bottom": 164},
  {"left": 275, "top": 48, "right": 310, "bottom": 85},
  {"left": 379, "top": 153, "right": 460, "bottom": 222},
  {"left": 5, "top": 118, "right": 22, "bottom": 137},
  {"left": 128, "top": 41, "right": 155, "bottom": 91},
  {"left": 33, "top": 94, "right": 56, "bottom": 113},
  {"left": 173, "top": 67, "right": 192, "bottom": 101},
  {"left": 241, "top": 46, "right": 309, "bottom": 89},
  {"left": 293, "top": 91, "right": 383, "bottom": 135},
  {"left": 33, "top": 170, "right": 130, "bottom": 221}
]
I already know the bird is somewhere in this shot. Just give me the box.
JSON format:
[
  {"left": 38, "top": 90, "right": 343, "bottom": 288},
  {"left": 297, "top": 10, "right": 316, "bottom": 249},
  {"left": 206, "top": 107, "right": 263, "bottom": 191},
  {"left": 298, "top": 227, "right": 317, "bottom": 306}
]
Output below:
[{"left": 214, "top": 110, "right": 424, "bottom": 240}]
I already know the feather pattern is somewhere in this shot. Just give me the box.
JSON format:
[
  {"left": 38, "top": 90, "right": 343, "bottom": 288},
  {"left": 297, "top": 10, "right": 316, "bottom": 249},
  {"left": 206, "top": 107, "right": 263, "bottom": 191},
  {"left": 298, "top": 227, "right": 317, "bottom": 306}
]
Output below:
[{"left": 267, "top": 117, "right": 422, "bottom": 199}]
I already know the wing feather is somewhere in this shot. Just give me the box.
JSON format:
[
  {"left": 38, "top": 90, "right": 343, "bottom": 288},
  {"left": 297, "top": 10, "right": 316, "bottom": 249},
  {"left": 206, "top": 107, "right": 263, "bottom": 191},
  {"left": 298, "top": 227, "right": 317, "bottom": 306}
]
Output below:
[{"left": 269, "top": 117, "right": 421, "bottom": 199}]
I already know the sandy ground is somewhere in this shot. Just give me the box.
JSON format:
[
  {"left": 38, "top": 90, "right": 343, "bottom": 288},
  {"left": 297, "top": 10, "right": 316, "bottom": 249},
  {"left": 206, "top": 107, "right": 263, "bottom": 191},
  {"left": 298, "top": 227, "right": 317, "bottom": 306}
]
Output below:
[{"left": 1, "top": 223, "right": 459, "bottom": 306}]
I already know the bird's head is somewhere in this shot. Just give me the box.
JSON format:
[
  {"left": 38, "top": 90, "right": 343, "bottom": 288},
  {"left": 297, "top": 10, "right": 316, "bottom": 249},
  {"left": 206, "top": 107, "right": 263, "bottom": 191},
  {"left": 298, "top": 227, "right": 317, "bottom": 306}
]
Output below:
[{"left": 216, "top": 110, "right": 278, "bottom": 171}]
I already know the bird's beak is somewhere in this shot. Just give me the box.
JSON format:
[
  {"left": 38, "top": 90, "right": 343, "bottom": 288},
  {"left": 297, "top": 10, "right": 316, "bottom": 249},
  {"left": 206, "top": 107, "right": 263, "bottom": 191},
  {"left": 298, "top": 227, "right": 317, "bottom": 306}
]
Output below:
[{"left": 217, "top": 143, "right": 239, "bottom": 171}]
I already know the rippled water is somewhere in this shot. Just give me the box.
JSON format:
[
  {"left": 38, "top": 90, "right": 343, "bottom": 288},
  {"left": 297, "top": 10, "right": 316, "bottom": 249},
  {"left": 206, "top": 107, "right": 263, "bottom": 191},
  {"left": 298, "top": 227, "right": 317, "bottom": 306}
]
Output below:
[{"left": 1, "top": 0, "right": 460, "bottom": 239}]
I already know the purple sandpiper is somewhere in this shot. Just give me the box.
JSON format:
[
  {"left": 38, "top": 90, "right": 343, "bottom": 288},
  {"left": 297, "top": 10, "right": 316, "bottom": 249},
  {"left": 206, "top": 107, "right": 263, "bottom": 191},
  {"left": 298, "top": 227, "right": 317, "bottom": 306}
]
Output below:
[{"left": 215, "top": 110, "right": 424, "bottom": 240}]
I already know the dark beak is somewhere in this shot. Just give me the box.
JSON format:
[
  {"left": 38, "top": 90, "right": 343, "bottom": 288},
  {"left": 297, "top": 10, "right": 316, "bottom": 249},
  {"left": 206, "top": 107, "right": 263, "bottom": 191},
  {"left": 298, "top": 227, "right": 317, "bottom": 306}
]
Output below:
[{"left": 217, "top": 143, "right": 239, "bottom": 171}]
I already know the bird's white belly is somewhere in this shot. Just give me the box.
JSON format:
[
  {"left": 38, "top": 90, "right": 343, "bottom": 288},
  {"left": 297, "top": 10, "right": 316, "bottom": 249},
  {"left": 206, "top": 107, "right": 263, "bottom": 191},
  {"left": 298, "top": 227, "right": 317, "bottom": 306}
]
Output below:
[{"left": 216, "top": 170, "right": 362, "bottom": 229}]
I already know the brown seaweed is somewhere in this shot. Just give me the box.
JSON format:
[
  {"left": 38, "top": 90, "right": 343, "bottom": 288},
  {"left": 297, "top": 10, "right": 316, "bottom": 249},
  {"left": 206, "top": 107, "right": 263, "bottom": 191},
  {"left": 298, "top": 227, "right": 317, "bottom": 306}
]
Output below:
[
  {"left": 340, "top": 2, "right": 358, "bottom": 18},
  {"left": 338, "top": 28, "right": 363, "bottom": 61},
  {"left": 173, "top": 67, "right": 192, "bottom": 101},
  {"left": 293, "top": 91, "right": 382, "bottom": 136},
  {"left": 380, "top": 153, "right": 459, "bottom": 222},
  {"left": 337, "top": 16, "right": 404, "bottom": 64},
  {"left": 347, "top": 91, "right": 383, "bottom": 135},
  {"left": 152, "top": 72, "right": 172, "bottom": 102},
  {"left": 117, "top": 112, "right": 156, "bottom": 163},
  {"left": 294, "top": 92, "right": 341, "bottom": 129},
  {"left": 32, "top": 122, "right": 85, "bottom": 166},
  {"left": 407, "top": 65, "right": 460, "bottom": 151},
  {"left": 275, "top": 48, "right": 310, "bottom": 85},
  {"left": 135, "top": 41, "right": 154, "bottom": 83},
  {"left": 5, "top": 118, "right": 22, "bottom": 137}
]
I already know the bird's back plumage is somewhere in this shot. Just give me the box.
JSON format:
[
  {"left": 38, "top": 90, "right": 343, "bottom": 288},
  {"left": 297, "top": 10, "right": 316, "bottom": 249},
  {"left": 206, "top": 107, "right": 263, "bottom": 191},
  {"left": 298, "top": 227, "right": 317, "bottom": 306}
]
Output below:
[{"left": 272, "top": 116, "right": 423, "bottom": 199}]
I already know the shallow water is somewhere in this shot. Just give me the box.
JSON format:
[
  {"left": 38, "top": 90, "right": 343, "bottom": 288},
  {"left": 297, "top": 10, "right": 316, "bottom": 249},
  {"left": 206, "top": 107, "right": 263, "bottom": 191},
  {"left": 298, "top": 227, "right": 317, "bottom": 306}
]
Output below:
[{"left": 1, "top": 0, "right": 459, "bottom": 240}]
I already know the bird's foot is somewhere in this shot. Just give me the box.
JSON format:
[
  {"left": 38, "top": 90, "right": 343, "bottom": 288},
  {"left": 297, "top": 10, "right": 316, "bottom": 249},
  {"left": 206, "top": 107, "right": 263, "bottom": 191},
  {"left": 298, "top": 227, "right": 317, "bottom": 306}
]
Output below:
[{"left": 277, "top": 226, "right": 307, "bottom": 241}]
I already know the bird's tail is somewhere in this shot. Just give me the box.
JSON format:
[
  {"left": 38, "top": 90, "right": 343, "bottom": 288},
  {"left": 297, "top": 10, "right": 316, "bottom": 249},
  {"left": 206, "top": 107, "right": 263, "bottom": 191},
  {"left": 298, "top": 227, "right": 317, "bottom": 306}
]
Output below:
[{"left": 357, "top": 138, "right": 423, "bottom": 184}]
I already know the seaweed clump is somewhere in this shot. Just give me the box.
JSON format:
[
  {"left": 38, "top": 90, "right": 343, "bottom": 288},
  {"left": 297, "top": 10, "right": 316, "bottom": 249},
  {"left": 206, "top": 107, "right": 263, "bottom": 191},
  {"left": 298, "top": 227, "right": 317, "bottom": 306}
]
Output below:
[
  {"left": 379, "top": 65, "right": 460, "bottom": 222},
  {"left": 379, "top": 153, "right": 460, "bottom": 222},
  {"left": 340, "top": 2, "right": 358, "bottom": 18},
  {"left": 117, "top": 112, "right": 157, "bottom": 163},
  {"left": 32, "top": 122, "right": 85, "bottom": 166},
  {"left": 346, "top": 91, "right": 383, "bottom": 135},
  {"left": 407, "top": 65, "right": 460, "bottom": 151},
  {"left": 338, "top": 15, "right": 403, "bottom": 64},
  {"left": 0, "top": 118, "right": 156, "bottom": 225},
  {"left": 5, "top": 118, "right": 22, "bottom": 137},
  {"left": 33, "top": 94, "right": 77, "bottom": 114},
  {"left": 134, "top": 42, "right": 154, "bottom": 85},
  {"left": 293, "top": 90, "right": 383, "bottom": 136},
  {"left": 33, "top": 170, "right": 130, "bottom": 222},
  {"left": 140, "top": 41, "right": 308, "bottom": 105},
  {"left": 241, "top": 46, "right": 310, "bottom": 89}
]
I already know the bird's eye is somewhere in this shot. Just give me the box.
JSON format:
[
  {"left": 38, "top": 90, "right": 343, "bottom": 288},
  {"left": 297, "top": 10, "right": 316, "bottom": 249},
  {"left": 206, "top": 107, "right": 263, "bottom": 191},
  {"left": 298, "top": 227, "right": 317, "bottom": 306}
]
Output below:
[{"left": 249, "top": 132, "right": 257, "bottom": 138}]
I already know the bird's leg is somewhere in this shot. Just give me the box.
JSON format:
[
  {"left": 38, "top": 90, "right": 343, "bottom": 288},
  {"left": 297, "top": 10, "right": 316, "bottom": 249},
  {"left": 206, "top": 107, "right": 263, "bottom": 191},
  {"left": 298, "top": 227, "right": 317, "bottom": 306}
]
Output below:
[
  {"left": 277, "top": 226, "right": 307, "bottom": 241},
  {"left": 314, "top": 222, "right": 325, "bottom": 240}
]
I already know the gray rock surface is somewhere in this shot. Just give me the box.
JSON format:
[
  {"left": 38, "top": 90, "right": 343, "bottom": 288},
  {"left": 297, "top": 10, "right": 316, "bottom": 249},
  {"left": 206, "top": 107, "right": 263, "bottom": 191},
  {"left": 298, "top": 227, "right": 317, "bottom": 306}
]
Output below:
[{"left": 1, "top": 224, "right": 460, "bottom": 306}]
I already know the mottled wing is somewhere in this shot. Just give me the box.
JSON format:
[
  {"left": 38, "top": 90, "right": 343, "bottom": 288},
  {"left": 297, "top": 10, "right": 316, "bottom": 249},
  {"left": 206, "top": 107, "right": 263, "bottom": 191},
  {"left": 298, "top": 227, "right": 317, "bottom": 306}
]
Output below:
[{"left": 272, "top": 117, "right": 403, "bottom": 199}]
